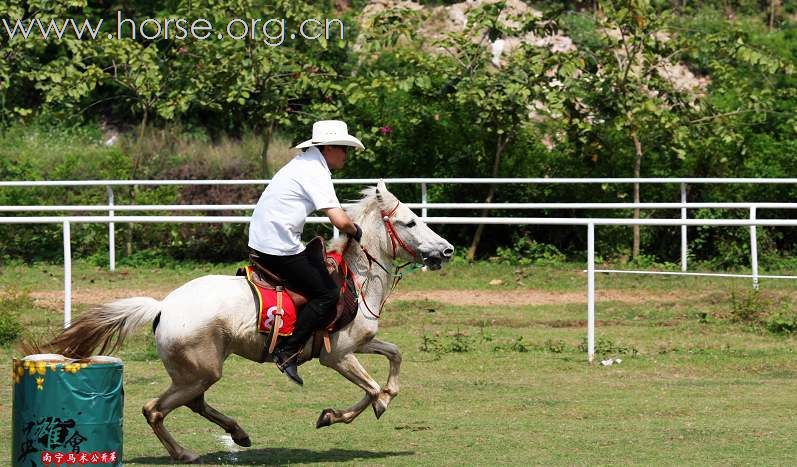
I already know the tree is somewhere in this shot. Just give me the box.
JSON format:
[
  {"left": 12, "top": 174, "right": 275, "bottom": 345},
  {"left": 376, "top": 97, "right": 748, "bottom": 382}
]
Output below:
[
  {"left": 569, "top": 1, "right": 701, "bottom": 258},
  {"left": 392, "top": 2, "right": 580, "bottom": 260}
]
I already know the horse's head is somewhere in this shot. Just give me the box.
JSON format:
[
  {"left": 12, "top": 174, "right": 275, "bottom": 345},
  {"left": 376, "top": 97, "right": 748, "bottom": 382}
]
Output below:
[{"left": 353, "top": 181, "right": 454, "bottom": 270}]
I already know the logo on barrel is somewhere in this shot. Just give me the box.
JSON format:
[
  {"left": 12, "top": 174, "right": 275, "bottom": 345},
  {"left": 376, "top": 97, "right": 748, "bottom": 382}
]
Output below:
[{"left": 17, "top": 417, "right": 87, "bottom": 462}]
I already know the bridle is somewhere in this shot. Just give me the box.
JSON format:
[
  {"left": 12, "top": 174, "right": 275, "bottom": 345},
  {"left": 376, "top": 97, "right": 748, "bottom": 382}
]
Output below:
[
  {"left": 342, "top": 201, "right": 424, "bottom": 319},
  {"left": 380, "top": 202, "right": 420, "bottom": 261}
]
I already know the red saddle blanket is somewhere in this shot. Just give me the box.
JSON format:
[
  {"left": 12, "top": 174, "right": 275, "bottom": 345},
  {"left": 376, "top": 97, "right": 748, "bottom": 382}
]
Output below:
[
  {"left": 239, "top": 265, "right": 298, "bottom": 336},
  {"left": 238, "top": 250, "right": 354, "bottom": 337}
]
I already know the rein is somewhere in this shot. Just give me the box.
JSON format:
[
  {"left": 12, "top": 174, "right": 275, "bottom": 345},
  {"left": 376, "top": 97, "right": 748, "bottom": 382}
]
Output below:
[{"left": 341, "top": 202, "right": 424, "bottom": 319}]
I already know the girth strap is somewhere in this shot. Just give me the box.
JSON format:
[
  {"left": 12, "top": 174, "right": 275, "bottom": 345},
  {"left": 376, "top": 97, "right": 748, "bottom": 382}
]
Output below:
[{"left": 268, "top": 286, "right": 285, "bottom": 355}]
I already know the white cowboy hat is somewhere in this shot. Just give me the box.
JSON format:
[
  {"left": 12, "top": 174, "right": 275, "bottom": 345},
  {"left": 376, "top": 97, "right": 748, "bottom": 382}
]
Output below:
[{"left": 294, "top": 120, "right": 364, "bottom": 150}]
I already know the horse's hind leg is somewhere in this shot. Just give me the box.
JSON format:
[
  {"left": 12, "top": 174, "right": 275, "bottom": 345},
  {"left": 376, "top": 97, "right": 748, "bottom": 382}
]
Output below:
[
  {"left": 186, "top": 394, "right": 251, "bottom": 447},
  {"left": 142, "top": 381, "right": 208, "bottom": 463},
  {"left": 143, "top": 337, "right": 226, "bottom": 462},
  {"left": 357, "top": 338, "right": 402, "bottom": 419},
  {"left": 316, "top": 353, "right": 382, "bottom": 428}
]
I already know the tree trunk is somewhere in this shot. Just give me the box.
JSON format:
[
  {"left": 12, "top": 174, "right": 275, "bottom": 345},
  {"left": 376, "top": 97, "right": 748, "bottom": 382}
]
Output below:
[
  {"left": 0, "top": 91, "right": 6, "bottom": 127},
  {"left": 631, "top": 129, "right": 643, "bottom": 260},
  {"left": 467, "top": 134, "right": 510, "bottom": 261},
  {"left": 769, "top": 0, "right": 780, "bottom": 31},
  {"left": 126, "top": 184, "right": 137, "bottom": 257},
  {"left": 260, "top": 120, "right": 275, "bottom": 178},
  {"left": 138, "top": 107, "right": 148, "bottom": 141},
  {"left": 127, "top": 111, "right": 148, "bottom": 259}
]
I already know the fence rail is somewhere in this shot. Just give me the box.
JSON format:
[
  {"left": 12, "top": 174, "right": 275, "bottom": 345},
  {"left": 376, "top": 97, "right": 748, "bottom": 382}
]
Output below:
[
  {"left": 3, "top": 177, "right": 797, "bottom": 187},
  {"left": 3, "top": 202, "right": 797, "bottom": 212},
  {"left": 4, "top": 215, "right": 797, "bottom": 226}
]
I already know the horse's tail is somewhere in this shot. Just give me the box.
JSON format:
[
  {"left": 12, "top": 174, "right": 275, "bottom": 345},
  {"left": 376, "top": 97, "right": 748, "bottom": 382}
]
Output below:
[{"left": 28, "top": 297, "right": 162, "bottom": 359}]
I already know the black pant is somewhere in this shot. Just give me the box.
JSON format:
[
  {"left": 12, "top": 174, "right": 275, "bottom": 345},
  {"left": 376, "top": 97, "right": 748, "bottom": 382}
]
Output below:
[{"left": 249, "top": 248, "right": 338, "bottom": 351}]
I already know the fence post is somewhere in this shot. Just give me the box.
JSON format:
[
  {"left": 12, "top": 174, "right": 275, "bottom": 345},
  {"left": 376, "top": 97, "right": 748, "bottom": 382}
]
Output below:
[
  {"left": 63, "top": 221, "right": 72, "bottom": 329},
  {"left": 421, "top": 182, "right": 428, "bottom": 219},
  {"left": 587, "top": 223, "right": 595, "bottom": 363},
  {"left": 107, "top": 186, "right": 115, "bottom": 271},
  {"left": 750, "top": 207, "right": 759, "bottom": 290},
  {"left": 681, "top": 183, "right": 687, "bottom": 272}
]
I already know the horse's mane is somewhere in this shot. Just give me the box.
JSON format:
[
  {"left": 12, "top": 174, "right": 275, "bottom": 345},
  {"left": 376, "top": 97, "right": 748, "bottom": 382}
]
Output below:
[{"left": 329, "top": 186, "right": 390, "bottom": 253}]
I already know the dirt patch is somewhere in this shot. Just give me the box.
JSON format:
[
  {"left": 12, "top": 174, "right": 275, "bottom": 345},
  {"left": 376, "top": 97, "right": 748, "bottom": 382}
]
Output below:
[
  {"left": 26, "top": 289, "right": 172, "bottom": 311},
  {"left": 389, "top": 289, "right": 693, "bottom": 307}
]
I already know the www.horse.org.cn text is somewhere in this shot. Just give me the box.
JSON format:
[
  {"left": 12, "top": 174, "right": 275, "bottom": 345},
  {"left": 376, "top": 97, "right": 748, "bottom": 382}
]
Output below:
[{"left": 1, "top": 12, "right": 346, "bottom": 47}]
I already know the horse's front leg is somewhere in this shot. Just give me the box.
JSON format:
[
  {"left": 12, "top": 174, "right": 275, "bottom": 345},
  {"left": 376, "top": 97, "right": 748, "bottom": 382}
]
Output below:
[
  {"left": 316, "top": 352, "right": 381, "bottom": 428},
  {"left": 357, "top": 338, "right": 401, "bottom": 419}
]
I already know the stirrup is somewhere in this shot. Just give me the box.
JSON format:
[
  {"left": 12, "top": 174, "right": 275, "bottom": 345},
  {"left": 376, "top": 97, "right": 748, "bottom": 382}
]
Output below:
[{"left": 274, "top": 349, "right": 302, "bottom": 371}]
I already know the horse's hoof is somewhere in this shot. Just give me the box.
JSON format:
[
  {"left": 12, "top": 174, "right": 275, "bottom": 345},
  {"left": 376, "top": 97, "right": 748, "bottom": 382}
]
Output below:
[
  {"left": 372, "top": 399, "right": 387, "bottom": 419},
  {"left": 232, "top": 435, "right": 252, "bottom": 447},
  {"left": 316, "top": 408, "right": 334, "bottom": 428}
]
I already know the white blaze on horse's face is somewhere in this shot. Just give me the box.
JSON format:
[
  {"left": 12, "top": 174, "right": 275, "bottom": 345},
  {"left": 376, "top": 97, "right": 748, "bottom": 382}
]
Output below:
[{"left": 375, "top": 181, "right": 454, "bottom": 270}]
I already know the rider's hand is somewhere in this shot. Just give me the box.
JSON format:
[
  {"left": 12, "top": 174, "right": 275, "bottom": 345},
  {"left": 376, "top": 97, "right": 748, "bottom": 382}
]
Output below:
[{"left": 349, "top": 223, "right": 363, "bottom": 243}]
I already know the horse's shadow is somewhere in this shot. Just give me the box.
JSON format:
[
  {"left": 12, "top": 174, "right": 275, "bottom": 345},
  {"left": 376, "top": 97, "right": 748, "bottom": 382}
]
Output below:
[{"left": 127, "top": 447, "right": 415, "bottom": 465}]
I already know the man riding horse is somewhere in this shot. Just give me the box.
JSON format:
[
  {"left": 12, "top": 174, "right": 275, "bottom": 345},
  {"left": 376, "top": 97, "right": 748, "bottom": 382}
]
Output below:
[
  {"left": 248, "top": 120, "right": 364, "bottom": 386},
  {"left": 38, "top": 169, "right": 454, "bottom": 460}
]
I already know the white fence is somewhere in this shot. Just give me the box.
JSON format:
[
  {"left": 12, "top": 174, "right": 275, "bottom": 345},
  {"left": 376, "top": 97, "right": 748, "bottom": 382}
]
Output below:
[
  {"left": 2, "top": 178, "right": 796, "bottom": 362},
  {"left": 3, "top": 177, "right": 797, "bottom": 273}
]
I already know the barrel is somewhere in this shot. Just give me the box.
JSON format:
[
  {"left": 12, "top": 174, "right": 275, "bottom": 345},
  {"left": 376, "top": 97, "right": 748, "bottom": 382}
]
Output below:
[{"left": 11, "top": 354, "right": 124, "bottom": 466}]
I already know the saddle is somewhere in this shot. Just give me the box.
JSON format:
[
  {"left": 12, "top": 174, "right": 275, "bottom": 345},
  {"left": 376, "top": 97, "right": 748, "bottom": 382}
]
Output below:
[{"left": 236, "top": 237, "right": 358, "bottom": 364}]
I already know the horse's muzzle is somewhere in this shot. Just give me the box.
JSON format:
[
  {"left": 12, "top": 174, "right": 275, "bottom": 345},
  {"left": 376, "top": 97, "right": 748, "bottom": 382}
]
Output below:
[
  {"left": 423, "top": 255, "right": 443, "bottom": 270},
  {"left": 422, "top": 246, "right": 453, "bottom": 270}
]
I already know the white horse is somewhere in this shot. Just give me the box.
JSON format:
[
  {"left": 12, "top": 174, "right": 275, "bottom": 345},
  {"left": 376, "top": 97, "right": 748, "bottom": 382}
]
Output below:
[{"left": 37, "top": 181, "right": 454, "bottom": 462}]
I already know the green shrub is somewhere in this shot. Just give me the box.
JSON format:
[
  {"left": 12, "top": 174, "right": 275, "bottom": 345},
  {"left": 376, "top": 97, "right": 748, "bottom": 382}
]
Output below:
[
  {"left": 626, "top": 253, "right": 678, "bottom": 270},
  {"left": 446, "top": 331, "right": 473, "bottom": 353},
  {"left": 544, "top": 338, "right": 569, "bottom": 353},
  {"left": 496, "top": 237, "right": 566, "bottom": 266},
  {"left": 117, "top": 249, "right": 179, "bottom": 268},
  {"left": 493, "top": 336, "right": 529, "bottom": 353},
  {"left": 0, "top": 311, "right": 22, "bottom": 346},
  {"left": 725, "top": 290, "right": 796, "bottom": 335},
  {"left": 0, "top": 293, "right": 26, "bottom": 346},
  {"left": 419, "top": 330, "right": 473, "bottom": 355},
  {"left": 419, "top": 333, "right": 440, "bottom": 354},
  {"left": 730, "top": 290, "right": 769, "bottom": 323},
  {"left": 766, "top": 310, "right": 797, "bottom": 335},
  {"left": 691, "top": 209, "right": 783, "bottom": 270},
  {"left": 579, "top": 336, "right": 638, "bottom": 357}
]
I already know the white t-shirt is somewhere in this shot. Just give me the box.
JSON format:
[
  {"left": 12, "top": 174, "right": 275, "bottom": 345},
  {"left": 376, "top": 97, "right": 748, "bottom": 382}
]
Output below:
[{"left": 248, "top": 146, "right": 341, "bottom": 255}]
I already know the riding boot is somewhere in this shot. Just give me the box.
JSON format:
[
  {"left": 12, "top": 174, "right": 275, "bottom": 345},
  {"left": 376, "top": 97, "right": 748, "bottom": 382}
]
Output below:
[
  {"left": 272, "top": 300, "right": 329, "bottom": 386},
  {"left": 272, "top": 348, "right": 304, "bottom": 386}
]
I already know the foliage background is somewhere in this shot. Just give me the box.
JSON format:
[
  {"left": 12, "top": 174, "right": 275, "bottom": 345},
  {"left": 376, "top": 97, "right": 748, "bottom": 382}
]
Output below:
[{"left": 1, "top": 0, "right": 796, "bottom": 266}]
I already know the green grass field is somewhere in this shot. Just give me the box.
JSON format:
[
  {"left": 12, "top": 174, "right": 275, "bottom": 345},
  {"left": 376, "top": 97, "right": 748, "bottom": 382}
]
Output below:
[{"left": 1, "top": 260, "right": 796, "bottom": 465}]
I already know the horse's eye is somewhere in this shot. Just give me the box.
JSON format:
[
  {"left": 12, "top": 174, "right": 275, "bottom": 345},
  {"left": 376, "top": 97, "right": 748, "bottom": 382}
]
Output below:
[{"left": 406, "top": 220, "right": 416, "bottom": 228}]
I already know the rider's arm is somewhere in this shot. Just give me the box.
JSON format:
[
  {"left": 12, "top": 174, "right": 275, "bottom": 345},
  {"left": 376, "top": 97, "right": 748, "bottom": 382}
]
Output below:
[{"left": 324, "top": 207, "right": 358, "bottom": 237}]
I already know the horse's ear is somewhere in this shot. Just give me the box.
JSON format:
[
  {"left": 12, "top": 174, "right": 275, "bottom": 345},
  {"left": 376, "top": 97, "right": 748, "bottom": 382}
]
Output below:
[{"left": 376, "top": 180, "right": 387, "bottom": 203}]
